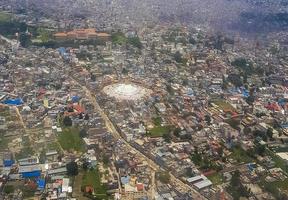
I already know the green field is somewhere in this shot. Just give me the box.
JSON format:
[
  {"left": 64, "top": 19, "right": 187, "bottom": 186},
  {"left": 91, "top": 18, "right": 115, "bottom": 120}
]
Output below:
[
  {"left": 267, "top": 149, "right": 288, "bottom": 173},
  {"left": 58, "top": 127, "right": 84, "bottom": 152},
  {"left": 260, "top": 178, "right": 288, "bottom": 199},
  {"left": 111, "top": 32, "right": 127, "bottom": 45},
  {"left": 0, "top": 12, "right": 11, "bottom": 22},
  {"left": 82, "top": 169, "right": 107, "bottom": 197},
  {"left": 212, "top": 100, "right": 237, "bottom": 112},
  {"left": 229, "top": 146, "right": 254, "bottom": 163},
  {"left": 148, "top": 126, "right": 171, "bottom": 137},
  {"left": 207, "top": 173, "right": 223, "bottom": 185}
]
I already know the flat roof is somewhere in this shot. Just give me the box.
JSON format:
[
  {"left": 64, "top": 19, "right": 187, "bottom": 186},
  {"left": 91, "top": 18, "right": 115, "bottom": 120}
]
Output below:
[
  {"left": 276, "top": 152, "right": 288, "bottom": 161},
  {"left": 187, "top": 175, "right": 205, "bottom": 183},
  {"left": 194, "top": 179, "right": 212, "bottom": 190}
]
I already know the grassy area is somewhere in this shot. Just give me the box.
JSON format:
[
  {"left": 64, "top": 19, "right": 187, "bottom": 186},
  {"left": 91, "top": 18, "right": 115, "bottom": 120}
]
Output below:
[
  {"left": 0, "top": 109, "right": 10, "bottom": 117},
  {"left": 260, "top": 178, "right": 288, "bottom": 199},
  {"left": 47, "top": 141, "right": 62, "bottom": 153},
  {"left": 229, "top": 146, "right": 254, "bottom": 163},
  {"left": 212, "top": 100, "right": 236, "bottom": 112},
  {"left": 82, "top": 169, "right": 107, "bottom": 196},
  {"left": 267, "top": 149, "right": 288, "bottom": 173},
  {"left": 207, "top": 173, "right": 223, "bottom": 185},
  {"left": 111, "top": 32, "right": 127, "bottom": 45},
  {"left": 15, "top": 135, "right": 34, "bottom": 160},
  {"left": 153, "top": 116, "right": 162, "bottom": 126},
  {"left": 148, "top": 126, "right": 171, "bottom": 137},
  {"left": 15, "top": 146, "right": 34, "bottom": 160},
  {"left": 0, "top": 11, "right": 11, "bottom": 22},
  {"left": 36, "top": 27, "right": 52, "bottom": 42},
  {"left": 273, "top": 179, "right": 288, "bottom": 190},
  {"left": 58, "top": 127, "right": 84, "bottom": 152},
  {"left": 0, "top": 136, "right": 8, "bottom": 150}
]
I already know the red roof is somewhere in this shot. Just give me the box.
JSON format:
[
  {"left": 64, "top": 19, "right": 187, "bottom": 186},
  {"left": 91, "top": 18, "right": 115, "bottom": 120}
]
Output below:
[
  {"left": 73, "top": 104, "right": 85, "bottom": 113},
  {"left": 136, "top": 183, "right": 144, "bottom": 191},
  {"left": 265, "top": 103, "right": 281, "bottom": 111}
]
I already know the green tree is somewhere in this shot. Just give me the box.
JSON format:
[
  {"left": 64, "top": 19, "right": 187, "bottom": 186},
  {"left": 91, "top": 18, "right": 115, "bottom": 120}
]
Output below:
[
  {"left": 174, "top": 51, "right": 183, "bottom": 63},
  {"left": 267, "top": 128, "right": 274, "bottom": 139},
  {"left": 255, "top": 144, "right": 266, "bottom": 156},
  {"left": 66, "top": 161, "right": 78, "bottom": 176},
  {"left": 173, "top": 127, "right": 181, "bottom": 137},
  {"left": 226, "top": 119, "right": 240, "bottom": 129},
  {"left": 128, "top": 36, "right": 142, "bottom": 49},
  {"left": 157, "top": 171, "right": 170, "bottom": 184},
  {"left": 63, "top": 116, "right": 72, "bottom": 126},
  {"left": 122, "top": 68, "right": 128, "bottom": 75},
  {"left": 246, "top": 95, "right": 255, "bottom": 105},
  {"left": 228, "top": 74, "right": 243, "bottom": 87},
  {"left": 79, "top": 129, "right": 88, "bottom": 138},
  {"left": 163, "top": 133, "right": 172, "bottom": 143},
  {"left": 19, "top": 32, "right": 31, "bottom": 47},
  {"left": 204, "top": 115, "right": 211, "bottom": 125},
  {"left": 3, "top": 185, "right": 14, "bottom": 194},
  {"left": 91, "top": 74, "right": 96, "bottom": 82},
  {"left": 84, "top": 114, "right": 90, "bottom": 120},
  {"left": 231, "top": 170, "right": 240, "bottom": 187},
  {"left": 166, "top": 84, "right": 174, "bottom": 95},
  {"left": 102, "top": 154, "right": 110, "bottom": 166}
]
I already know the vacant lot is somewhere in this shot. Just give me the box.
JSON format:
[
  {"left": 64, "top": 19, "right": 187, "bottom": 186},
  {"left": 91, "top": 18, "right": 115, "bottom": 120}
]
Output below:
[
  {"left": 82, "top": 169, "right": 108, "bottom": 198},
  {"left": 212, "top": 100, "right": 237, "bottom": 112},
  {"left": 58, "top": 127, "right": 84, "bottom": 152},
  {"left": 148, "top": 126, "right": 171, "bottom": 137},
  {"left": 0, "top": 12, "right": 11, "bottom": 22},
  {"left": 229, "top": 146, "right": 254, "bottom": 163}
]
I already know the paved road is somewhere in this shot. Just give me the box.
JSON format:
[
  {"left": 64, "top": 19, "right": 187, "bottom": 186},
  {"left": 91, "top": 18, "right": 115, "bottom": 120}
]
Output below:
[{"left": 70, "top": 77, "right": 206, "bottom": 199}]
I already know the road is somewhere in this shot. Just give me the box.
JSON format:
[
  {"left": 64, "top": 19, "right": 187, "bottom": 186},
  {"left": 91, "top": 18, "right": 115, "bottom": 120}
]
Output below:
[
  {"left": 69, "top": 77, "right": 206, "bottom": 199},
  {"left": 0, "top": 35, "right": 18, "bottom": 47}
]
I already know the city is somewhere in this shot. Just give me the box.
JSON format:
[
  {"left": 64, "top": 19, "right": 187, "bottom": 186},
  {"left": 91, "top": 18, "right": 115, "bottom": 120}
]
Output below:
[{"left": 0, "top": 0, "right": 288, "bottom": 200}]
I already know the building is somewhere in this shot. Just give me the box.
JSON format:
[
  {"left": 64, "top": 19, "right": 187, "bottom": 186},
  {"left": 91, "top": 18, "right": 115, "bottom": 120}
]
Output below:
[{"left": 54, "top": 29, "right": 111, "bottom": 41}]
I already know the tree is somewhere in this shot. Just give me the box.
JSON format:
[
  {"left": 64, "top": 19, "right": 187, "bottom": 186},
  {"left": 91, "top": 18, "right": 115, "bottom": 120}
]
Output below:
[
  {"left": 63, "top": 116, "right": 72, "bottom": 126},
  {"left": 19, "top": 32, "right": 31, "bottom": 47},
  {"left": 3, "top": 185, "right": 14, "bottom": 194},
  {"left": 173, "top": 127, "right": 181, "bottom": 137},
  {"left": 231, "top": 170, "right": 240, "bottom": 187},
  {"left": 163, "top": 133, "right": 172, "bottom": 143},
  {"left": 217, "top": 147, "right": 224, "bottom": 157},
  {"left": 66, "top": 161, "right": 78, "bottom": 176},
  {"left": 128, "top": 36, "right": 142, "bottom": 49},
  {"left": 174, "top": 51, "right": 183, "bottom": 63},
  {"left": 191, "top": 150, "right": 202, "bottom": 166},
  {"left": 189, "top": 37, "right": 196, "bottom": 44},
  {"left": 79, "top": 129, "right": 88, "bottom": 138},
  {"left": 91, "top": 74, "right": 96, "bottom": 82},
  {"left": 246, "top": 95, "right": 255, "bottom": 105},
  {"left": 267, "top": 128, "right": 274, "bottom": 139},
  {"left": 243, "top": 127, "right": 251, "bottom": 135},
  {"left": 82, "top": 161, "right": 89, "bottom": 171},
  {"left": 84, "top": 114, "right": 89, "bottom": 120},
  {"left": 226, "top": 119, "right": 240, "bottom": 130},
  {"left": 102, "top": 154, "right": 110, "bottom": 166},
  {"left": 228, "top": 74, "right": 243, "bottom": 87},
  {"left": 186, "top": 167, "right": 194, "bottom": 177},
  {"left": 228, "top": 170, "right": 251, "bottom": 199},
  {"left": 204, "top": 115, "right": 211, "bottom": 125},
  {"left": 122, "top": 68, "right": 128, "bottom": 75},
  {"left": 255, "top": 144, "right": 266, "bottom": 156},
  {"left": 182, "top": 79, "right": 188, "bottom": 86},
  {"left": 157, "top": 171, "right": 170, "bottom": 184}
]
